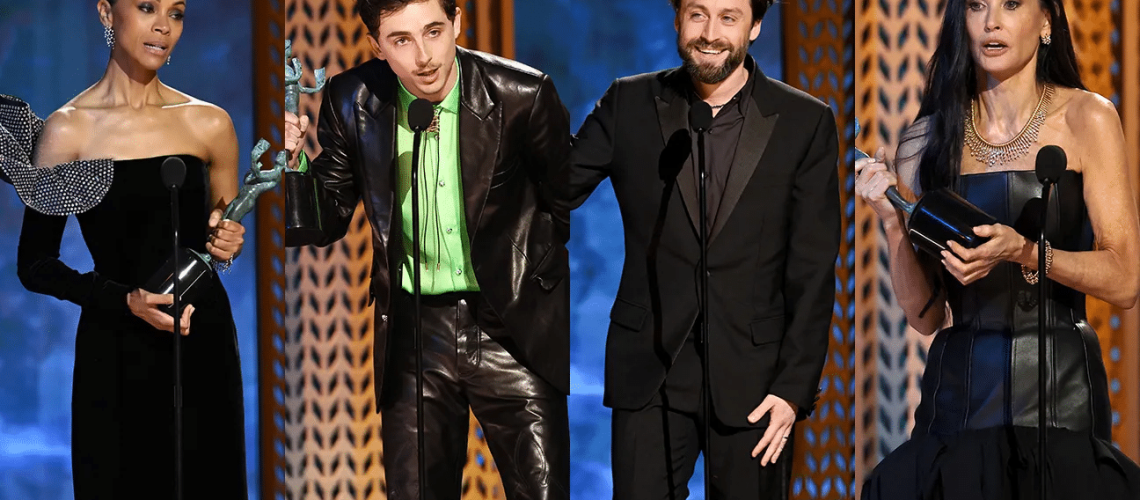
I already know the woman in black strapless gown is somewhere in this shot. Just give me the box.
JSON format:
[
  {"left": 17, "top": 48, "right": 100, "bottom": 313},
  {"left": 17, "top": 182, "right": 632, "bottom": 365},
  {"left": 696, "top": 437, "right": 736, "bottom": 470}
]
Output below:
[
  {"left": 856, "top": 1, "right": 1140, "bottom": 498},
  {"left": 10, "top": 0, "right": 247, "bottom": 497},
  {"left": 17, "top": 156, "right": 247, "bottom": 498}
]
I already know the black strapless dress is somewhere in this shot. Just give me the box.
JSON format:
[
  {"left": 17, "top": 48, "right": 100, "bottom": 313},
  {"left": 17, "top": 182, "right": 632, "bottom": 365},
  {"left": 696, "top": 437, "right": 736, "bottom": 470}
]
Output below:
[
  {"left": 17, "top": 155, "right": 247, "bottom": 499},
  {"left": 862, "top": 171, "right": 1140, "bottom": 499}
]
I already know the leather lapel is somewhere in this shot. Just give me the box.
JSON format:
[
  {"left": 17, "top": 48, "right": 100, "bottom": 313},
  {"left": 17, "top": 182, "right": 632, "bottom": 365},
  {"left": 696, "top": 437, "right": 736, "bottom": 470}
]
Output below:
[
  {"left": 655, "top": 69, "right": 699, "bottom": 233},
  {"left": 357, "top": 62, "right": 399, "bottom": 241},
  {"left": 456, "top": 48, "right": 500, "bottom": 241}
]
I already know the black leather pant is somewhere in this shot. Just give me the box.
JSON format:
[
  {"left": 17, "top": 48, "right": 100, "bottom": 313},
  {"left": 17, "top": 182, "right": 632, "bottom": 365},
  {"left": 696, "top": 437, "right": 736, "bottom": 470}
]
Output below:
[{"left": 381, "top": 291, "right": 569, "bottom": 500}]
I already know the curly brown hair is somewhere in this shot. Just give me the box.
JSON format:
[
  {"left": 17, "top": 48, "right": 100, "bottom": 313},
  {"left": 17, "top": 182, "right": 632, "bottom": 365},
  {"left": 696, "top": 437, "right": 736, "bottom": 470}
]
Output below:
[{"left": 357, "top": 0, "right": 458, "bottom": 35}]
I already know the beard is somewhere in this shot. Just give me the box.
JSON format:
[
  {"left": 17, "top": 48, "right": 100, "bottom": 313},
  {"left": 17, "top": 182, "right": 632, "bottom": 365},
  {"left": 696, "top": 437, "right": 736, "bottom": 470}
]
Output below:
[{"left": 677, "top": 35, "right": 749, "bottom": 84}]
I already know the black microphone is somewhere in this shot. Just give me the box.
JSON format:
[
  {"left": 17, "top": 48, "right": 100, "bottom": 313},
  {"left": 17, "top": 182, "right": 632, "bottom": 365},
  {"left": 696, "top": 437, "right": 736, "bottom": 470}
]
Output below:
[
  {"left": 409, "top": 98, "right": 434, "bottom": 133},
  {"left": 161, "top": 157, "right": 186, "bottom": 190},
  {"left": 406, "top": 95, "right": 434, "bottom": 500},
  {"left": 1036, "top": 145, "right": 1067, "bottom": 184},
  {"left": 688, "top": 97, "right": 714, "bottom": 500},
  {"left": 1032, "top": 144, "right": 1065, "bottom": 500},
  {"left": 161, "top": 155, "right": 186, "bottom": 500},
  {"left": 689, "top": 101, "right": 713, "bottom": 132}
]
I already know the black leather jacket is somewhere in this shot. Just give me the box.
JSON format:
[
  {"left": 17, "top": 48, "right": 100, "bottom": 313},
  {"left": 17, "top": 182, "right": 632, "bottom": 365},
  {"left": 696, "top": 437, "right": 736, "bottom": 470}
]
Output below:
[{"left": 290, "top": 48, "right": 571, "bottom": 398}]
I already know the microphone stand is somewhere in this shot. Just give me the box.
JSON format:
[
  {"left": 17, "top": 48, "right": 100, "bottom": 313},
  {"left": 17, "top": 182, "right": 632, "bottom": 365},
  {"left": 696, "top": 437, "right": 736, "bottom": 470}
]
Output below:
[
  {"left": 1037, "top": 180, "right": 1055, "bottom": 500},
  {"left": 408, "top": 99, "right": 431, "bottom": 500},
  {"left": 691, "top": 103, "right": 712, "bottom": 500},
  {"left": 162, "top": 158, "right": 185, "bottom": 500}
]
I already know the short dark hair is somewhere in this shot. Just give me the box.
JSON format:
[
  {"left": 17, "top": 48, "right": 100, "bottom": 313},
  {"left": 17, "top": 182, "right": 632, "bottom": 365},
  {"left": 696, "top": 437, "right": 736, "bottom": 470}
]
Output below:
[
  {"left": 357, "top": 0, "right": 458, "bottom": 35},
  {"left": 670, "top": 0, "right": 775, "bottom": 23}
]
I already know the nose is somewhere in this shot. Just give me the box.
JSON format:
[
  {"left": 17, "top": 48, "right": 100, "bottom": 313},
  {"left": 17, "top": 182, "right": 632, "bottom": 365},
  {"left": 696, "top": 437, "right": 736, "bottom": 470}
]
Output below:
[
  {"left": 701, "top": 18, "right": 716, "bottom": 41},
  {"left": 153, "top": 16, "right": 171, "bottom": 35},
  {"left": 415, "top": 40, "right": 432, "bottom": 67},
  {"left": 984, "top": 9, "right": 1001, "bottom": 32}
]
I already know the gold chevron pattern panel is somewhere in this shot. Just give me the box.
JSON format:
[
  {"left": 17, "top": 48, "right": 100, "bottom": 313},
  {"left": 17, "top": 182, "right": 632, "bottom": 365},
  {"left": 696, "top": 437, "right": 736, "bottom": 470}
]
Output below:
[{"left": 781, "top": 0, "right": 856, "bottom": 498}]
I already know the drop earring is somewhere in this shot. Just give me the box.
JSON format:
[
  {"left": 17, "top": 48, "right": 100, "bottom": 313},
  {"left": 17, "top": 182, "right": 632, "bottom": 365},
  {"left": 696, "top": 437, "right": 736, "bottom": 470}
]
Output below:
[{"left": 104, "top": 25, "right": 114, "bottom": 49}]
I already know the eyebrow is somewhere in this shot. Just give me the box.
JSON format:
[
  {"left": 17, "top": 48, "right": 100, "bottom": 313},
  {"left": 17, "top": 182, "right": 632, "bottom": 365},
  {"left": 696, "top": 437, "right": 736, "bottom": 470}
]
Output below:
[{"left": 386, "top": 21, "right": 446, "bottom": 39}]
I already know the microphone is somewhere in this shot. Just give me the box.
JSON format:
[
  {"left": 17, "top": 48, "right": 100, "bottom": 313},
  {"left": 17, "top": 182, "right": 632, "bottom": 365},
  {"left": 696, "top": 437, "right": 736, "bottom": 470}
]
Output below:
[
  {"left": 689, "top": 101, "right": 713, "bottom": 132},
  {"left": 1036, "top": 145, "right": 1067, "bottom": 184},
  {"left": 1031, "top": 145, "right": 1065, "bottom": 500},
  {"left": 409, "top": 98, "right": 434, "bottom": 133},
  {"left": 161, "top": 157, "right": 187, "bottom": 190},
  {"left": 688, "top": 98, "right": 714, "bottom": 500},
  {"left": 406, "top": 95, "right": 434, "bottom": 500}
]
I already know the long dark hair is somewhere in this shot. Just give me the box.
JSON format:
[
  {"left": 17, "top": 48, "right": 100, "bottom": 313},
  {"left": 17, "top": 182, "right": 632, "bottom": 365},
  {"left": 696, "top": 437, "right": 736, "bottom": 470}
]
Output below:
[{"left": 914, "top": 0, "right": 1084, "bottom": 193}]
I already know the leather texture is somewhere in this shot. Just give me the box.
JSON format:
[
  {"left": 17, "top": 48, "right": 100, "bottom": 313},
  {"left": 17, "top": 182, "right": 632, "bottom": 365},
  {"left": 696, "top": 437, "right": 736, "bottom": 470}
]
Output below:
[
  {"left": 381, "top": 292, "right": 569, "bottom": 500},
  {"left": 915, "top": 170, "right": 1112, "bottom": 440},
  {"left": 293, "top": 48, "right": 572, "bottom": 399}
]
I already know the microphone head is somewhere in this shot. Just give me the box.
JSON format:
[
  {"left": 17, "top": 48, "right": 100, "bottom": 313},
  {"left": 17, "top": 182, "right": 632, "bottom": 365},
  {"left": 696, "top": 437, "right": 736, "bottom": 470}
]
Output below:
[
  {"left": 689, "top": 101, "right": 713, "bottom": 132},
  {"left": 1035, "top": 145, "right": 1067, "bottom": 184},
  {"left": 161, "top": 156, "right": 187, "bottom": 189},
  {"left": 408, "top": 98, "right": 434, "bottom": 132}
]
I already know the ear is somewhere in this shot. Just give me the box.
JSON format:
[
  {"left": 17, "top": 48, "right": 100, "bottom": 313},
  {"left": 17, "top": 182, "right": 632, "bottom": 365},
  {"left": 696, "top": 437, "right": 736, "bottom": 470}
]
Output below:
[
  {"left": 452, "top": 7, "right": 463, "bottom": 42},
  {"left": 97, "top": 0, "right": 113, "bottom": 28},
  {"left": 750, "top": 20, "right": 763, "bottom": 42},
  {"left": 367, "top": 35, "right": 386, "bottom": 61}
]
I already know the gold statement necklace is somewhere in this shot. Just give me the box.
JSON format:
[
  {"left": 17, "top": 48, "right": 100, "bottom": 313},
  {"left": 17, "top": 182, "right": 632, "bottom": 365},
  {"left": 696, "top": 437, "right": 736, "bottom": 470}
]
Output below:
[{"left": 965, "top": 83, "right": 1054, "bottom": 168}]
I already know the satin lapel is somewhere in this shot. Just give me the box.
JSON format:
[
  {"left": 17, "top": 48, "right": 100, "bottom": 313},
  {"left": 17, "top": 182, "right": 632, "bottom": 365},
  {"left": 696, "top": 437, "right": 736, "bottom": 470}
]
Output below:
[
  {"left": 655, "top": 81, "right": 698, "bottom": 233},
  {"left": 709, "top": 96, "right": 777, "bottom": 244},
  {"left": 457, "top": 49, "right": 500, "bottom": 240}
]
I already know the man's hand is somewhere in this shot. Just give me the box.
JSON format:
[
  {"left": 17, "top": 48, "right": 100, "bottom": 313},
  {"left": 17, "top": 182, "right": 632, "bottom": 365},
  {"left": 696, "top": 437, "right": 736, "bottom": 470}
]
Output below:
[
  {"left": 748, "top": 394, "right": 798, "bottom": 466},
  {"left": 285, "top": 112, "right": 310, "bottom": 170}
]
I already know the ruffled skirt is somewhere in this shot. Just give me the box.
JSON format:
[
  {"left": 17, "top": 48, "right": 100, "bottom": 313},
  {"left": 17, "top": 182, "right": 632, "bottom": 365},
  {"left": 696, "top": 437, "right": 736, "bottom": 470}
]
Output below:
[{"left": 862, "top": 426, "right": 1140, "bottom": 499}]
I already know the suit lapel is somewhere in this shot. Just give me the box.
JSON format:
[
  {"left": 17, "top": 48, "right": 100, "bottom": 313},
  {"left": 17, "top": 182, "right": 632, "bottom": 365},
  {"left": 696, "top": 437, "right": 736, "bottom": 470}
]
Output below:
[
  {"left": 655, "top": 70, "right": 699, "bottom": 233},
  {"left": 456, "top": 48, "right": 500, "bottom": 241},
  {"left": 709, "top": 71, "right": 778, "bottom": 244},
  {"left": 357, "top": 62, "right": 399, "bottom": 238}
]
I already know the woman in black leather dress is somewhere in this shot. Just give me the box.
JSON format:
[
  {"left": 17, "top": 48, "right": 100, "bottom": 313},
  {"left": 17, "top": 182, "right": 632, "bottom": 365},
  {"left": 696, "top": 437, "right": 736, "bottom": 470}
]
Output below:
[
  {"left": 856, "top": 0, "right": 1140, "bottom": 498},
  {"left": 12, "top": 0, "right": 248, "bottom": 497}
]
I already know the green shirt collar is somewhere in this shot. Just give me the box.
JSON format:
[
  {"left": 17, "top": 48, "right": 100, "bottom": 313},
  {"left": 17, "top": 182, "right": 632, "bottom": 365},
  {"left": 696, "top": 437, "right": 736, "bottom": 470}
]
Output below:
[{"left": 397, "top": 58, "right": 461, "bottom": 115}]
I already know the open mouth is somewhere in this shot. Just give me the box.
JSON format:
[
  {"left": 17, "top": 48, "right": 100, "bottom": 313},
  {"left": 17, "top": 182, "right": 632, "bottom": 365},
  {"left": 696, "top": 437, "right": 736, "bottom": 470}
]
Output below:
[
  {"left": 982, "top": 42, "right": 1008, "bottom": 51},
  {"left": 697, "top": 47, "right": 725, "bottom": 55},
  {"left": 144, "top": 42, "right": 168, "bottom": 54}
]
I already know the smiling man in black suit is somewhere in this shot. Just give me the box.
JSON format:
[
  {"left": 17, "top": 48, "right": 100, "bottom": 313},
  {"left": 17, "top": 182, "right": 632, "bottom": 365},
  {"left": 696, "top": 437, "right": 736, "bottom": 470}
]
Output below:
[{"left": 566, "top": 0, "right": 840, "bottom": 497}]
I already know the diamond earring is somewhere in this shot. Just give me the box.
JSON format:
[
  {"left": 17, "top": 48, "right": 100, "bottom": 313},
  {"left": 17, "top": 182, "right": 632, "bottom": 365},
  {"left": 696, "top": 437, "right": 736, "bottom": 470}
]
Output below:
[
  {"left": 1041, "top": 33, "right": 1052, "bottom": 45},
  {"left": 167, "top": 55, "right": 171, "bottom": 65},
  {"left": 104, "top": 25, "right": 114, "bottom": 49}
]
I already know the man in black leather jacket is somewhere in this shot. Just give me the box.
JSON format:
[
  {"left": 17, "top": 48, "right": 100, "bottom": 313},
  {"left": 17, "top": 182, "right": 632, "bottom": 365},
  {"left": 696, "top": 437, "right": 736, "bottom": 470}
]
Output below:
[{"left": 284, "top": 1, "right": 570, "bottom": 498}]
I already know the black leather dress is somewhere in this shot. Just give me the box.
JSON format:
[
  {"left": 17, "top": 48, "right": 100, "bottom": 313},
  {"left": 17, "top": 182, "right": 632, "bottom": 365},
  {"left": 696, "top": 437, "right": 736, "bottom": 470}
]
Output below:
[{"left": 863, "top": 171, "right": 1140, "bottom": 499}]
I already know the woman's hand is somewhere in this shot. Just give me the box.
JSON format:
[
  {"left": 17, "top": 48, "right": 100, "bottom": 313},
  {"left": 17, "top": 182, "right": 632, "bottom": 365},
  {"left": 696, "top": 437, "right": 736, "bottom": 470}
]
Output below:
[
  {"left": 942, "top": 224, "right": 1034, "bottom": 285},
  {"left": 206, "top": 209, "right": 245, "bottom": 263},
  {"left": 126, "top": 289, "right": 195, "bottom": 335},
  {"left": 855, "top": 147, "right": 902, "bottom": 224}
]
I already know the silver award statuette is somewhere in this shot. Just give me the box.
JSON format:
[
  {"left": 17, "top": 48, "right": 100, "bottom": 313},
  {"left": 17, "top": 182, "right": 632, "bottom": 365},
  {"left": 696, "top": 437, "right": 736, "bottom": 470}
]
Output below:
[
  {"left": 283, "top": 40, "right": 328, "bottom": 247},
  {"left": 145, "top": 142, "right": 288, "bottom": 315},
  {"left": 856, "top": 118, "right": 997, "bottom": 256}
]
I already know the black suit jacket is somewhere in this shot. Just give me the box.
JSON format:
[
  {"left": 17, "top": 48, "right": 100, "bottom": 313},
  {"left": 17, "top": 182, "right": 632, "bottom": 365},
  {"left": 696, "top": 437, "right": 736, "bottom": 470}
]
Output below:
[
  {"left": 289, "top": 48, "right": 572, "bottom": 399},
  {"left": 569, "top": 59, "right": 839, "bottom": 427}
]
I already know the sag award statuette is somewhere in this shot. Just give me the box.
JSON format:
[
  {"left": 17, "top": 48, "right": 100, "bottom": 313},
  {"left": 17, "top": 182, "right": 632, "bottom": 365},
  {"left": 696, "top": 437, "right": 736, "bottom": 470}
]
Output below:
[
  {"left": 854, "top": 119, "right": 996, "bottom": 256},
  {"left": 145, "top": 142, "right": 288, "bottom": 314},
  {"left": 281, "top": 40, "right": 328, "bottom": 246}
]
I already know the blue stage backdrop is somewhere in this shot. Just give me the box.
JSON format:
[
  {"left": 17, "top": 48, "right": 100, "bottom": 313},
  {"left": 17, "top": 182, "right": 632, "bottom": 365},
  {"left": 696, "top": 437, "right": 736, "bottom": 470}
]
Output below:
[
  {"left": 515, "top": 2, "right": 783, "bottom": 498},
  {"left": 0, "top": 1, "right": 259, "bottom": 498}
]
